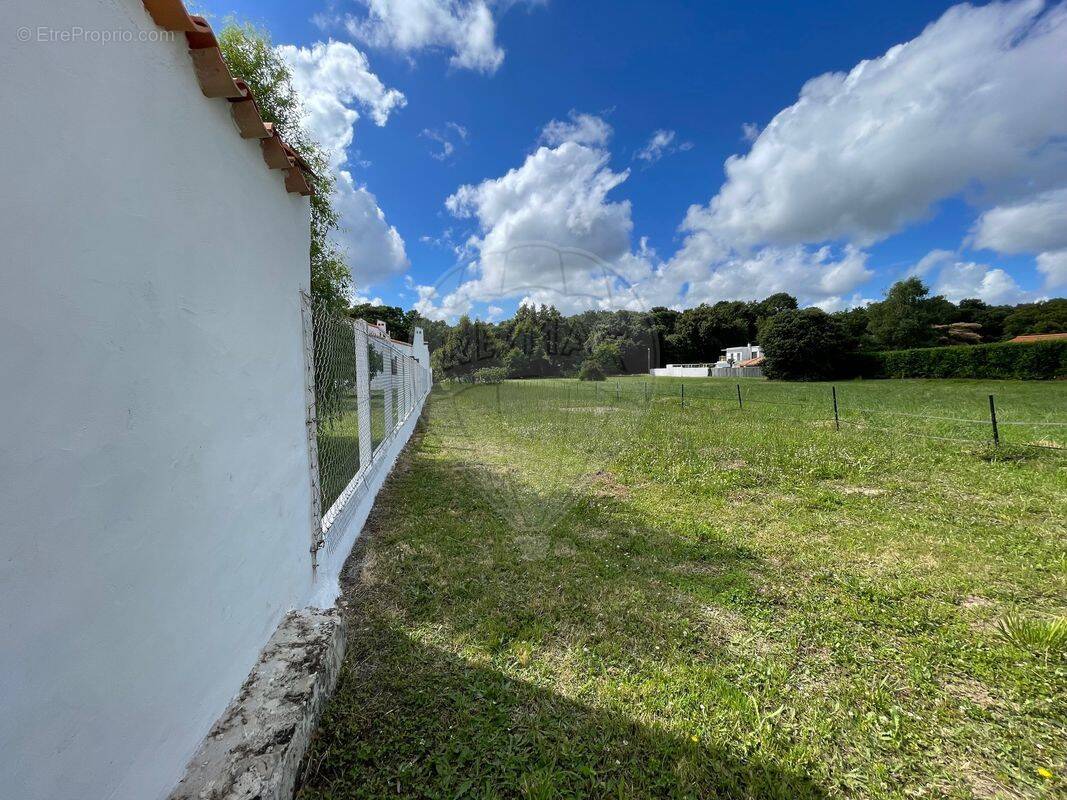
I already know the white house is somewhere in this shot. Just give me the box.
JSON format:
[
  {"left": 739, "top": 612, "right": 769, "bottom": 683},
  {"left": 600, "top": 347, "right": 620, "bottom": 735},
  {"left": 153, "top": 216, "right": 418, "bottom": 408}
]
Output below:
[
  {"left": 718, "top": 343, "right": 762, "bottom": 367},
  {"left": 1, "top": 3, "right": 430, "bottom": 799}
]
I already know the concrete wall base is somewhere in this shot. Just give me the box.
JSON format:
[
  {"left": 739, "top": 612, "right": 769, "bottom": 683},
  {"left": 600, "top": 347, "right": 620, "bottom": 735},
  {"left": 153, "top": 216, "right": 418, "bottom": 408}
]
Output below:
[{"left": 168, "top": 608, "right": 346, "bottom": 800}]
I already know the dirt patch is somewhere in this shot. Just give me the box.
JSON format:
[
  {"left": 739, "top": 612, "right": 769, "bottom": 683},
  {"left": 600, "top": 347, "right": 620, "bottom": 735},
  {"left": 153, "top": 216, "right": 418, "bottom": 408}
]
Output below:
[
  {"left": 960, "top": 595, "right": 994, "bottom": 609},
  {"left": 673, "top": 561, "right": 725, "bottom": 577},
  {"left": 513, "top": 533, "right": 551, "bottom": 561},
  {"left": 943, "top": 676, "right": 996, "bottom": 709},
  {"left": 721, "top": 459, "right": 748, "bottom": 470},
  {"left": 838, "top": 485, "right": 887, "bottom": 497},
  {"left": 964, "top": 771, "right": 1026, "bottom": 800},
  {"left": 1028, "top": 438, "right": 1064, "bottom": 450},
  {"left": 566, "top": 405, "right": 620, "bottom": 416},
  {"left": 587, "top": 469, "right": 631, "bottom": 499}
]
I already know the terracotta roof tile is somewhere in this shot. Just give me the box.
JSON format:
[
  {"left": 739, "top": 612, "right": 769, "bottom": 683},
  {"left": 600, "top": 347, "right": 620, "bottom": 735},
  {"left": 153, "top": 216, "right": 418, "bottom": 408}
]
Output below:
[
  {"left": 141, "top": 0, "right": 313, "bottom": 197},
  {"left": 1009, "top": 333, "right": 1067, "bottom": 343}
]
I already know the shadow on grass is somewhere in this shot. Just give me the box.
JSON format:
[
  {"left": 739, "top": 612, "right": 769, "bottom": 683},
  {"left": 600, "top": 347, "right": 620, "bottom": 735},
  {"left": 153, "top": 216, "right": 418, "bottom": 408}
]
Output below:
[
  {"left": 298, "top": 621, "right": 827, "bottom": 800},
  {"left": 298, "top": 418, "right": 826, "bottom": 799}
]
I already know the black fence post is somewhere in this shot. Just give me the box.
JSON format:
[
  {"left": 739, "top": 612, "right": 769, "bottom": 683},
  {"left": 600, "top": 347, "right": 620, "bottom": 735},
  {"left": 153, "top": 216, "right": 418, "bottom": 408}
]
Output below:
[
  {"left": 736, "top": 383, "right": 743, "bottom": 409},
  {"left": 988, "top": 394, "right": 999, "bottom": 447},
  {"left": 681, "top": 383, "right": 685, "bottom": 409},
  {"left": 832, "top": 386, "right": 840, "bottom": 431},
  {"left": 616, "top": 382, "right": 620, "bottom": 402},
  {"left": 595, "top": 383, "right": 599, "bottom": 403}
]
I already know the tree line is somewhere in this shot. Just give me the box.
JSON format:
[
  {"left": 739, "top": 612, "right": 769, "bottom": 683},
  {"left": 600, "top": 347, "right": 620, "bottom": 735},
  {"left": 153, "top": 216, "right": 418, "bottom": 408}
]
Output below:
[{"left": 345, "top": 279, "right": 1065, "bottom": 381}]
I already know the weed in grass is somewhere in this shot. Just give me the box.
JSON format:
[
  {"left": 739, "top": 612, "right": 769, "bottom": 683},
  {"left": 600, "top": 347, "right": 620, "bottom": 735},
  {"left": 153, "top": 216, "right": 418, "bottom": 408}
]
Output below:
[{"left": 994, "top": 614, "right": 1067, "bottom": 655}]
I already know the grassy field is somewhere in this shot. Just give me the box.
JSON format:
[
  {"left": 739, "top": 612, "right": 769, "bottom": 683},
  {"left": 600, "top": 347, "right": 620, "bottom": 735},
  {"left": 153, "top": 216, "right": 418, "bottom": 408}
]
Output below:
[{"left": 298, "top": 378, "right": 1066, "bottom": 799}]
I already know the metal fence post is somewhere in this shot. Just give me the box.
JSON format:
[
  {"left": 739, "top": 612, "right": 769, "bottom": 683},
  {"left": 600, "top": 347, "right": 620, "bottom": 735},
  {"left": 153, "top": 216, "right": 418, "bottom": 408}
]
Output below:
[
  {"left": 832, "top": 386, "right": 840, "bottom": 431},
  {"left": 616, "top": 381, "right": 620, "bottom": 402},
  {"left": 353, "top": 321, "right": 372, "bottom": 472},
  {"left": 988, "top": 394, "right": 999, "bottom": 446},
  {"left": 736, "top": 383, "right": 743, "bottom": 409},
  {"left": 681, "top": 383, "right": 685, "bottom": 409}
]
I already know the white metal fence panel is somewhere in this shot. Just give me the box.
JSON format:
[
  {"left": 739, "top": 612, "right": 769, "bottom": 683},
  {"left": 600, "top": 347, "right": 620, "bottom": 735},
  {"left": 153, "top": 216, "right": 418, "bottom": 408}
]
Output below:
[{"left": 301, "top": 294, "right": 432, "bottom": 559}]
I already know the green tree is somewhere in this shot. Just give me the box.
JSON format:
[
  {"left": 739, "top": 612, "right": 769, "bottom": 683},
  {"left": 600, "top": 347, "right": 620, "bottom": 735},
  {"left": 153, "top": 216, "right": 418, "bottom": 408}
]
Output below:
[
  {"left": 647, "top": 306, "right": 679, "bottom": 365},
  {"left": 866, "top": 278, "right": 953, "bottom": 350},
  {"left": 830, "top": 306, "right": 873, "bottom": 350},
  {"left": 667, "top": 303, "right": 750, "bottom": 362},
  {"left": 588, "top": 342, "right": 623, "bottom": 375},
  {"left": 218, "top": 22, "right": 350, "bottom": 308},
  {"left": 1002, "top": 299, "right": 1067, "bottom": 337},
  {"left": 577, "top": 361, "right": 606, "bottom": 381},
  {"left": 431, "top": 316, "right": 500, "bottom": 377},
  {"left": 952, "top": 298, "right": 1013, "bottom": 341},
  {"left": 348, "top": 303, "right": 410, "bottom": 341},
  {"left": 753, "top": 293, "right": 799, "bottom": 324},
  {"left": 761, "top": 308, "right": 854, "bottom": 381},
  {"left": 500, "top": 347, "right": 526, "bottom": 378}
]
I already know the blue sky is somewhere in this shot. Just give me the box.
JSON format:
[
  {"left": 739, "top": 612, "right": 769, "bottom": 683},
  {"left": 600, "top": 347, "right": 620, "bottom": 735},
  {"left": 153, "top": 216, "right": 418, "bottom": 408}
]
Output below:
[{"left": 196, "top": 0, "right": 1067, "bottom": 319}]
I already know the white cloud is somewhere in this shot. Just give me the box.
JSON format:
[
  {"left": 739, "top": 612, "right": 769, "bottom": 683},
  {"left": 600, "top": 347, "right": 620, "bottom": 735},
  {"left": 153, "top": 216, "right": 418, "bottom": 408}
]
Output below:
[
  {"left": 660, "top": 235, "right": 874, "bottom": 310},
  {"left": 911, "top": 248, "right": 956, "bottom": 276},
  {"left": 415, "top": 136, "right": 645, "bottom": 318},
  {"left": 635, "top": 129, "right": 693, "bottom": 164},
  {"left": 333, "top": 172, "right": 409, "bottom": 284},
  {"left": 933, "top": 259, "right": 1030, "bottom": 304},
  {"left": 971, "top": 188, "right": 1067, "bottom": 290},
  {"left": 741, "top": 122, "right": 760, "bottom": 143},
  {"left": 278, "top": 41, "right": 406, "bottom": 165},
  {"left": 539, "top": 111, "right": 613, "bottom": 148},
  {"left": 351, "top": 293, "right": 385, "bottom": 306},
  {"left": 343, "top": 0, "right": 508, "bottom": 73},
  {"left": 972, "top": 189, "right": 1067, "bottom": 255},
  {"left": 1036, "top": 250, "right": 1067, "bottom": 289},
  {"left": 691, "top": 0, "right": 1067, "bottom": 248},
  {"left": 421, "top": 121, "right": 469, "bottom": 161},
  {"left": 417, "top": 125, "right": 873, "bottom": 319},
  {"left": 277, "top": 41, "right": 409, "bottom": 283}
]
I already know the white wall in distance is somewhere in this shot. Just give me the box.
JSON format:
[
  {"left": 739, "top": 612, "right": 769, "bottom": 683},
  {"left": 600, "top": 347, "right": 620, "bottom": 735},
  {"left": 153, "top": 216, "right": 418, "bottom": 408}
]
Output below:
[{"left": 0, "top": 2, "right": 314, "bottom": 799}]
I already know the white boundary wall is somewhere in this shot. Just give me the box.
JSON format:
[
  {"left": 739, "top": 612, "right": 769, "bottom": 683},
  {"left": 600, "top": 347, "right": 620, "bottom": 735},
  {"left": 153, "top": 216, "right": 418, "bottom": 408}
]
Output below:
[
  {"left": 651, "top": 365, "right": 712, "bottom": 377},
  {"left": 308, "top": 388, "right": 428, "bottom": 607},
  {"left": 651, "top": 365, "right": 764, "bottom": 378},
  {"left": 0, "top": 3, "right": 426, "bottom": 799}
]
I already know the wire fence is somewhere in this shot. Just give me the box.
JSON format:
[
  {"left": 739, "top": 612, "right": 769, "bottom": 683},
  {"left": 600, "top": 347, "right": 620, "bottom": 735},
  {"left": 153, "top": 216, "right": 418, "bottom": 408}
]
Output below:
[
  {"left": 481, "top": 377, "right": 1067, "bottom": 453},
  {"left": 302, "top": 294, "right": 432, "bottom": 559}
]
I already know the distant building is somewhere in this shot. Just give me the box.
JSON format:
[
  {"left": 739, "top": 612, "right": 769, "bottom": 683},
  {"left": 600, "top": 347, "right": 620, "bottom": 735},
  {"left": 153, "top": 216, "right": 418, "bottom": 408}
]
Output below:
[
  {"left": 1008, "top": 333, "right": 1067, "bottom": 344},
  {"left": 717, "top": 343, "right": 762, "bottom": 368}
]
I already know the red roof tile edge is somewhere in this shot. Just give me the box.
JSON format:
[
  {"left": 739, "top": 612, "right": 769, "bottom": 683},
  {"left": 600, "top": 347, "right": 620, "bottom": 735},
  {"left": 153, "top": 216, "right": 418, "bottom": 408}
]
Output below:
[
  {"left": 1009, "top": 333, "right": 1067, "bottom": 343},
  {"left": 141, "top": 0, "right": 313, "bottom": 197}
]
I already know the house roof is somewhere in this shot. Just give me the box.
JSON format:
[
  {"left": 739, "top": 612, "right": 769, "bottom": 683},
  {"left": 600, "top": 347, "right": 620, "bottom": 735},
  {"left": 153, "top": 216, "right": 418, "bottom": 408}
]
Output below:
[
  {"left": 141, "top": 0, "right": 313, "bottom": 197},
  {"left": 1009, "top": 333, "right": 1067, "bottom": 343},
  {"left": 738, "top": 355, "right": 765, "bottom": 367}
]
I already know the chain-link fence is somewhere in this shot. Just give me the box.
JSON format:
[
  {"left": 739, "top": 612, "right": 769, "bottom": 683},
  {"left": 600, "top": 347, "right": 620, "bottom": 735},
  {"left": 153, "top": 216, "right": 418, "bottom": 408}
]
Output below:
[{"left": 301, "top": 294, "right": 431, "bottom": 556}]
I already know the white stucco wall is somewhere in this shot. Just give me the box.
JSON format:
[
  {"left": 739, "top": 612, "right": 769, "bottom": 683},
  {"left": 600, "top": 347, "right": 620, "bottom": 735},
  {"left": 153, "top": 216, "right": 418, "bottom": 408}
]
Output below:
[
  {"left": 652, "top": 365, "right": 712, "bottom": 377},
  {"left": 0, "top": 3, "right": 315, "bottom": 799}
]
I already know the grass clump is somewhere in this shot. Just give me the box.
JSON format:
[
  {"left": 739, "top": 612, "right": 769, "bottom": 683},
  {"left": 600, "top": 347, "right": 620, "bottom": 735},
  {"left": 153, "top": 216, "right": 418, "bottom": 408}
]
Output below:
[{"left": 995, "top": 614, "right": 1067, "bottom": 655}]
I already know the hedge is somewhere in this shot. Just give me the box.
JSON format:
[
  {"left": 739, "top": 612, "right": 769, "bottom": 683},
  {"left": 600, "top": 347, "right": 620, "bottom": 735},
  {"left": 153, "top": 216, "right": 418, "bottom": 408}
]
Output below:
[{"left": 863, "top": 340, "right": 1067, "bottom": 380}]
